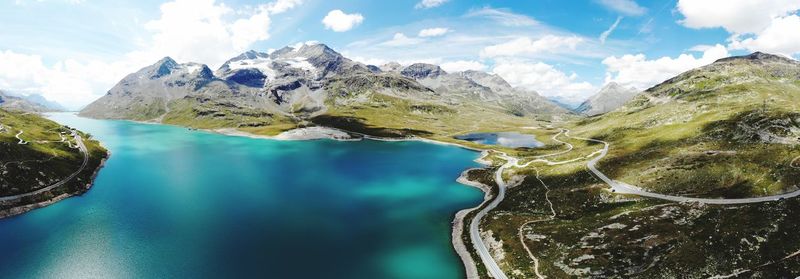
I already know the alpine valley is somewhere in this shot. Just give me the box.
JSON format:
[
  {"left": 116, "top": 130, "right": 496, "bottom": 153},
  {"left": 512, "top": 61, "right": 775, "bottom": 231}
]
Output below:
[{"left": 72, "top": 42, "right": 800, "bottom": 278}]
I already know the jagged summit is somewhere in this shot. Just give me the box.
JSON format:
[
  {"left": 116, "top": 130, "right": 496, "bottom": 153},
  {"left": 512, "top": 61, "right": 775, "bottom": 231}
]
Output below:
[
  {"left": 401, "top": 63, "right": 446, "bottom": 79},
  {"left": 151, "top": 57, "right": 180, "bottom": 79},
  {"left": 81, "top": 42, "right": 569, "bottom": 122},
  {"left": 380, "top": 62, "right": 403, "bottom": 72},
  {"left": 459, "top": 70, "right": 514, "bottom": 93}
]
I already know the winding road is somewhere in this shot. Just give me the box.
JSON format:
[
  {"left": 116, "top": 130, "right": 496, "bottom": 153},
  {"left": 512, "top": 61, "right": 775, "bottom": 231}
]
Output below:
[
  {"left": 469, "top": 152, "right": 515, "bottom": 279},
  {"left": 470, "top": 128, "right": 800, "bottom": 278},
  {"left": 571, "top": 133, "right": 800, "bottom": 204},
  {"left": 0, "top": 131, "right": 88, "bottom": 202},
  {"left": 468, "top": 129, "right": 575, "bottom": 279}
]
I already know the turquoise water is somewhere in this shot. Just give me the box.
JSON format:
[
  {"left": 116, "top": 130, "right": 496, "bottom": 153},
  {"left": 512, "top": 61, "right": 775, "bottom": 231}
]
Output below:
[{"left": 0, "top": 113, "right": 483, "bottom": 278}]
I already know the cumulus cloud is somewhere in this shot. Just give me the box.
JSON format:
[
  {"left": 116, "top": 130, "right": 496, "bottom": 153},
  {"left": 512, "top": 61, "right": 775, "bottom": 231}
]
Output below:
[
  {"left": 728, "top": 15, "right": 800, "bottom": 56},
  {"left": 492, "top": 59, "right": 596, "bottom": 102},
  {"left": 677, "top": 0, "right": 799, "bottom": 34},
  {"left": 602, "top": 44, "right": 729, "bottom": 90},
  {"left": 596, "top": 0, "right": 647, "bottom": 16},
  {"left": 0, "top": 0, "right": 301, "bottom": 109},
  {"left": 439, "top": 60, "right": 487, "bottom": 72},
  {"left": 599, "top": 17, "right": 622, "bottom": 44},
  {"left": 0, "top": 50, "right": 134, "bottom": 109},
  {"left": 140, "top": 0, "right": 301, "bottom": 68},
  {"left": 480, "top": 35, "right": 584, "bottom": 58},
  {"left": 415, "top": 0, "right": 448, "bottom": 9},
  {"left": 677, "top": 0, "right": 800, "bottom": 56},
  {"left": 322, "top": 9, "right": 364, "bottom": 32},
  {"left": 418, "top": 27, "right": 450, "bottom": 37}
]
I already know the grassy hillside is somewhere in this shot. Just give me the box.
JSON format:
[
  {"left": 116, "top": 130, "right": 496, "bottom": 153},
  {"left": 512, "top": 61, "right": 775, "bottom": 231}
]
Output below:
[
  {"left": 477, "top": 53, "right": 800, "bottom": 278},
  {"left": 571, "top": 53, "right": 800, "bottom": 198},
  {"left": 0, "top": 110, "right": 108, "bottom": 217},
  {"left": 157, "top": 76, "right": 559, "bottom": 141}
]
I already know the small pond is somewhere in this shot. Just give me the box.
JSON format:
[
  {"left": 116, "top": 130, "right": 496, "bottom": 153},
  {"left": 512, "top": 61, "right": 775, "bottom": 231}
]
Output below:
[{"left": 454, "top": 132, "right": 543, "bottom": 148}]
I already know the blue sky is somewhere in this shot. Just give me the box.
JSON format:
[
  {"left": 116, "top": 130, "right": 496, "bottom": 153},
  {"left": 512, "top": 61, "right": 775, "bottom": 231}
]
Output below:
[{"left": 1, "top": 0, "right": 798, "bottom": 109}]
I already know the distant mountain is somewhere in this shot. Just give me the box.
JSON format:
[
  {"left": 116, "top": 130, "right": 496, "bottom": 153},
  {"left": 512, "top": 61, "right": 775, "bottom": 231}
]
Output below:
[
  {"left": 397, "top": 63, "right": 567, "bottom": 116},
  {"left": 80, "top": 43, "right": 568, "bottom": 136},
  {"left": 575, "top": 82, "right": 639, "bottom": 116},
  {"left": 0, "top": 91, "right": 54, "bottom": 112},
  {"left": 21, "top": 94, "right": 66, "bottom": 111},
  {"left": 546, "top": 96, "right": 581, "bottom": 111},
  {"left": 80, "top": 57, "right": 216, "bottom": 120}
]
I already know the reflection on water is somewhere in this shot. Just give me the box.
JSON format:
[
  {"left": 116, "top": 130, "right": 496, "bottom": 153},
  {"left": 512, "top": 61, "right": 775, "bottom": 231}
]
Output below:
[{"left": 454, "top": 132, "right": 542, "bottom": 148}]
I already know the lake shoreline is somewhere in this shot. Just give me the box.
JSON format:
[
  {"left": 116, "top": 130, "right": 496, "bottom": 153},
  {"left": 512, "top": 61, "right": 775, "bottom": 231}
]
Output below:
[
  {"left": 64, "top": 113, "right": 502, "bottom": 277},
  {"left": 210, "top": 126, "right": 499, "bottom": 278},
  {"left": 0, "top": 147, "right": 110, "bottom": 219}
]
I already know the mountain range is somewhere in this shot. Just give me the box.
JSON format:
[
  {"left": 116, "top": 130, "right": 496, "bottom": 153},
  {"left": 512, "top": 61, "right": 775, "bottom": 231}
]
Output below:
[
  {"left": 0, "top": 91, "right": 64, "bottom": 112},
  {"left": 80, "top": 43, "right": 567, "bottom": 136}
]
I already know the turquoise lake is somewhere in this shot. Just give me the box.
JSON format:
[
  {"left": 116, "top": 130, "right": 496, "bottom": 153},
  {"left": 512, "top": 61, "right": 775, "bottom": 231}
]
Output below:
[{"left": 0, "top": 113, "right": 483, "bottom": 278}]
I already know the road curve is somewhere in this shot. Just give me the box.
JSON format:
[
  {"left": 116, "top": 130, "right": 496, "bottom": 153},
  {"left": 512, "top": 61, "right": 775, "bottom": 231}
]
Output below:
[
  {"left": 469, "top": 153, "right": 515, "bottom": 279},
  {"left": 0, "top": 131, "right": 89, "bottom": 202},
  {"left": 791, "top": 156, "right": 800, "bottom": 169},
  {"left": 572, "top": 133, "right": 800, "bottom": 204},
  {"left": 468, "top": 129, "right": 577, "bottom": 279}
]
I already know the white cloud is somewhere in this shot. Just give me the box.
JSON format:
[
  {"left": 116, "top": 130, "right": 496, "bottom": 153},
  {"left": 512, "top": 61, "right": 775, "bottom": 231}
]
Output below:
[
  {"left": 141, "top": 0, "right": 301, "bottom": 68},
  {"left": 492, "top": 59, "right": 596, "bottom": 102},
  {"left": 265, "top": 0, "right": 302, "bottom": 14},
  {"left": 677, "top": 0, "right": 800, "bottom": 34},
  {"left": 0, "top": 0, "right": 301, "bottom": 109},
  {"left": 480, "top": 35, "right": 584, "bottom": 58},
  {"left": 415, "top": 0, "right": 448, "bottom": 9},
  {"left": 464, "top": 7, "right": 539, "bottom": 27},
  {"left": 381, "top": 33, "right": 424, "bottom": 47},
  {"left": 322, "top": 9, "right": 364, "bottom": 32},
  {"left": 596, "top": 0, "right": 646, "bottom": 16},
  {"left": 602, "top": 44, "right": 729, "bottom": 90},
  {"left": 728, "top": 15, "right": 800, "bottom": 56},
  {"left": 418, "top": 27, "right": 450, "bottom": 37},
  {"left": 599, "top": 17, "right": 622, "bottom": 44},
  {"left": 677, "top": 0, "right": 800, "bottom": 56},
  {"left": 0, "top": 50, "right": 131, "bottom": 109},
  {"left": 439, "top": 60, "right": 487, "bottom": 72},
  {"left": 688, "top": 44, "right": 716, "bottom": 52}
]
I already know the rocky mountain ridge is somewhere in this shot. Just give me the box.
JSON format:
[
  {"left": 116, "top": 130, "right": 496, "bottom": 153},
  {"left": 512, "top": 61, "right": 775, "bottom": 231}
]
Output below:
[{"left": 80, "top": 43, "right": 568, "bottom": 132}]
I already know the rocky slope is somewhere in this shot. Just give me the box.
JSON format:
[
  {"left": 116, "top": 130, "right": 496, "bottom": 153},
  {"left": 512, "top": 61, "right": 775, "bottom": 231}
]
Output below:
[
  {"left": 80, "top": 43, "right": 568, "bottom": 136},
  {"left": 575, "top": 82, "right": 639, "bottom": 116}
]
